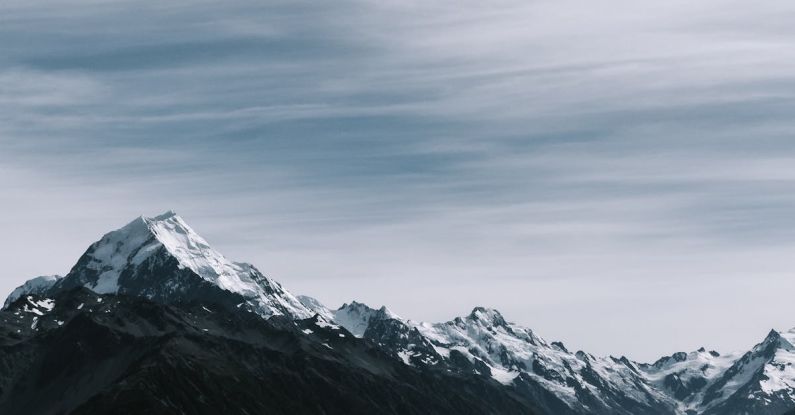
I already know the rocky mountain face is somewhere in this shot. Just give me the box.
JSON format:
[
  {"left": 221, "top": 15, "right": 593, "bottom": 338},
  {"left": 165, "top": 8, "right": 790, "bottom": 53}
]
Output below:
[
  {"left": 307, "top": 299, "right": 677, "bottom": 414},
  {"left": 0, "top": 289, "right": 537, "bottom": 415},
  {"left": 3, "top": 211, "right": 795, "bottom": 415},
  {"left": 698, "top": 329, "right": 795, "bottom": 415},
  {"left": 316, "top": 298, "right": 795, "bottom": 415}
]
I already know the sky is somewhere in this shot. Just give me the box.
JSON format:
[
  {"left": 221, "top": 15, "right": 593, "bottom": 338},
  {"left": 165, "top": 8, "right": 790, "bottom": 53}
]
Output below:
[{"left": 2, "top": 0, "right": 795, "bottom": 361}]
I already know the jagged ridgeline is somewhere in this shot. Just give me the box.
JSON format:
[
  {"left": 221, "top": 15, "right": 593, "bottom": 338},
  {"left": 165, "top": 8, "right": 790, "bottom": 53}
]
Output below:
[{"left": 2, "top": 212, "right": 795, "bottom": 415}]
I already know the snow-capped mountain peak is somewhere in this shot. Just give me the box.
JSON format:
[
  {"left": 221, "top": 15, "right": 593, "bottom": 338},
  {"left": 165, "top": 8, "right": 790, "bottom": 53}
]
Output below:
[
  {"left": 467, "top": 306, "right": 508, "bottom": 327},
  {"left": 757, "top": 328, "right": 795, "bottom": 395},
  {"left": 674, "top": 327, "right": 795, "bottom": 414},
  {"left": 333, "top": 301, "right": 399, "bottom": 337},
  {"left": 16, "top": 212, "right": 313, "bottom": 319},
  {"left": 84, "top": 211, "right": 262, "bottom": 297}
]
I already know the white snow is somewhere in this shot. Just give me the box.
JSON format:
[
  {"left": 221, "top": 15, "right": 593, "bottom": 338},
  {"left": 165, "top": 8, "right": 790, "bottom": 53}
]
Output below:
[
  {"left": 36, "top": 298, "right": 55, "bottom": 311},
  {"left": 302, "top": 329, "right": 314, "bottom": 335},
  {"left": 297, "top": 295, "right": 335, "bottom": 321},
  {"left": 397, "top": 350, "right": 412, "bottom": 365},
  {"left": 314, "top": 320, "right": 341, "bottom": 330},
  {"left": 759, "top": 329, "right": 795, "bottom": 395},
  {"left": 491, "top": 366, "right": 520, "bottom": 385},
  {"left": 86, "top": 215, "right": 157, "bottom": 294},
  {"left": 145, "top": 212, "right": 260, "bottom": 295},
  {"left": 639, "top": 348, "right": 740, "bottom": 413},
  {"left": 332, "top": 301, "right": 398, "bottom": 338},
  {"left": 3, "top": 275, "right": 61, "bottom": 308},
  {"left": 21, "top": 296, "right": 55, "bottom": 316}
]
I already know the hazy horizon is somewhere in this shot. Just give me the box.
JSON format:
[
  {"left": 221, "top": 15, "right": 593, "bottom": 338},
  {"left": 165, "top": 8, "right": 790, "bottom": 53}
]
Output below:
[{"left": 3, "top": 0, "right": 795, "bottom": 362}]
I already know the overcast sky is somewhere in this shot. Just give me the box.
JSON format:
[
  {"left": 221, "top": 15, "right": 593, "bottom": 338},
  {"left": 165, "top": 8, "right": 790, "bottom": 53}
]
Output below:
[{"left": 2, "top": 0, "right": 795, "bottom": 361}]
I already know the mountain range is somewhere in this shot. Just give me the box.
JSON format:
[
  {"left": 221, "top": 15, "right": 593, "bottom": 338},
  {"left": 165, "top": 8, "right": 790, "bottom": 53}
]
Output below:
[{"left": 2, "top": 211, "right": 794, "bottom": 415}]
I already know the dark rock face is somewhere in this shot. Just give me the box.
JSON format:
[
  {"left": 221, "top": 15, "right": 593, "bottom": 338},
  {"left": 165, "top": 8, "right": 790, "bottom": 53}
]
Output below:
[
  {"left": 663, "top": 373, "right": 707, "bottom": 401},
  {"left": 0, "top": 289, "right": 538, "bottom": 415},
  {"left": 363, "top": 317, "right": 446, "bottom": 368}
]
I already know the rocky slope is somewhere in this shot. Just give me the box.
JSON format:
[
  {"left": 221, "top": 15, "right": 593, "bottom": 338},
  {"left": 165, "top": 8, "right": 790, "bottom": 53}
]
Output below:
[
  {"left": 4, "top": 211, "right": 795, "bottom": 415},
  {"left": 0, "top": 288, "right": 538, "bottom": 415}
]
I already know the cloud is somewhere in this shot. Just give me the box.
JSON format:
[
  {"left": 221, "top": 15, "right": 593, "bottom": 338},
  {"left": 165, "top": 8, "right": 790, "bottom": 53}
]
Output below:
[{"left": 2, "top": 0, "right": 795, "bottom": 360}]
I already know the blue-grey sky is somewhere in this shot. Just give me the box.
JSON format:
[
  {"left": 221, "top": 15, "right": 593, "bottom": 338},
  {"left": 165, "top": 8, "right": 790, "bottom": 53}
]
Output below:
[{"left": 3, "top": 0, "right": 795, "bottom": 361}]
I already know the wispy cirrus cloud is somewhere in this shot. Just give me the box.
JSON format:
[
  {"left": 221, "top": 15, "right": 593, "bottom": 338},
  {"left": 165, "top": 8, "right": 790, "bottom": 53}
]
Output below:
[{"left": 2, "top": 0, "right": 795, "bottom": 360}]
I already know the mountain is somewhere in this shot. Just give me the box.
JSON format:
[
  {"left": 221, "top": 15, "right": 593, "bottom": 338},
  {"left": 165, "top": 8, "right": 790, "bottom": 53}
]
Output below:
[
  {"left": 638, "top": 347, "right": 738, "bottom": 413},
  {"left": 331, "top": 301, "right": 400, "bottom": 337},
  {"left": 41, "top": 211, "right": 313, "bottom": 319},
  {"left": 318, "top": 300, "right": 795, "bottom": 415},
  {"left": 3, "top": 275, "right": 61, "bottom": 308},
  {"left": 317, "top": 301, "right": 677, "bottom": 414},
  {"left": 3, "top": 211, "right": 795, "bottom": 415},
  {"left": 698, "top": 329, "right": 795, "bottom": 415},
  {"left": 0, "top": 288, "right": 538, "bottom": 415},
  {"left": 300, "top": 295, "right": 795, "bottom": 415}
]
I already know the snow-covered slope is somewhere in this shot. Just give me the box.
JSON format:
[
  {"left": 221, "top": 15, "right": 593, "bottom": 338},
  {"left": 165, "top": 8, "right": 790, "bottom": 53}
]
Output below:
[
  {"left": 696, "top": 328, "right": 795, "bottom": 415},
  {"left": 411, "top": 307, "right": 676, "bottom": 414},
  {"left": 332, "top": 301, "right": 399, "bottom": 337},
  {"left": 297, "top": 295, "right": 336, "bottom": 321},
  {"left": 28, "top": 212, "right": 313, "bottom": 319},
  {"left": 3, "top": 275, "right": 61, "bottom": 309},
  {"left": 638, "top": 348, "right": 738, "bottom": 413},
  {"left": 311, "top": 296, "right": 795, "bottom": 415},
  {"left": 759, "top": 329, "right": 795, "bottom": 398},
  {"left": 307, "top": 300, "right": 675, "bottom": 414}
]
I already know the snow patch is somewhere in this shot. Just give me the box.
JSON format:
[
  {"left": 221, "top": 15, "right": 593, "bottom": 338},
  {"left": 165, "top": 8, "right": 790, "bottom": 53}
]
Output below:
[
  {"left": 314, "top": 320, "right": 341, "bottom": 330},
  {"left": 491, "top": 367, "right": 520, "bottom": 385},
  {"left": 3, "top": 275, "right": 61, "bottom": 308}
]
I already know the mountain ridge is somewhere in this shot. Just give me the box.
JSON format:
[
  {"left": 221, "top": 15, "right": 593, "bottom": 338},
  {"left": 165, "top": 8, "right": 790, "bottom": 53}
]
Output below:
[
  {"left": 3, "top": 211, "right": 795, "bottom": 415},
  {"left": 0, "top": 288, "right": 538, "bottom": 415}
]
